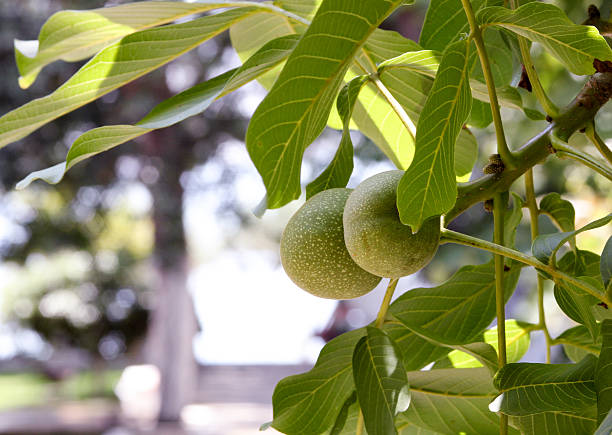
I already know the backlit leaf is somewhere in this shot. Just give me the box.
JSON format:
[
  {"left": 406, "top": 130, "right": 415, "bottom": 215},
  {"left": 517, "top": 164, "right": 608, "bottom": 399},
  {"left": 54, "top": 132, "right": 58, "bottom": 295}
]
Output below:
[
  {"left": 306, "top": 75, "right": 369, "bottom": 199},
  {"left": 14, "top": 1, "right": 258, "bottom": 88},
  {"left": 434, "top": 319, "right": 532, "bottom": 369},
  {"left": 397, "top": 39, "right": 472, "bottom": 231},
  {"left": 478, "top": 2, "right": 612, "bottom": 75},
  {"left": 0, "top": 7, "right": 260, "bottom": 149},
  {"left": 18, "top": 34, "right": 298, "bottom": 188},
  {"left": 245, "top": 0, "right": 405, "bottom": 209}
]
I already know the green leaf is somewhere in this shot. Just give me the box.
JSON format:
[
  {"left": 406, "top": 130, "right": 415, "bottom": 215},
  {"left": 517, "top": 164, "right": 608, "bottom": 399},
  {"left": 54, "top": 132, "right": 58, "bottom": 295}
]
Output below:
[
  {"left": 454, "top": 128, "right": 478, "bottom": 182},
  {"left": 556, "top": 325, "right": 602, "bottom": 363},
  {"left": 554, "top": 276, "right": 602, "bottom": 341},
  {"left": 352, "top": 327, "right": 410, "bottom": 435},
  {"left": 434, "top": 319, "right": 532, "bottom": 369},
  {"left": 0, "top": 7, "right": 260, "bottom": 150},
  {"left": 343, "top": 31, "right": 422, "bottom": 169},
  {"left": 468, "top": 98, "right": 493, "bottom": 128},
  {"left": 17, "top": 34, "right": 298, "bottom": 188},
  {"left": 597, "top": 320, "right": 612, "bottom": 424},
  {"left": 477, "top": 2, "right": 612, "bottom": 75},
  {"left": 384, "top": 321, "right": 450, "bottom": 371},
  {"left": 14, "top": 1, "right": 255, "bottom": 89},
  {"left": 596, "top": 408, "right": 612, "bottom": 435},
  {"left": 271, "top": 328, "right": 364, "bottom": 434},
  {"left": 271, "top": 320, "right": 447, "bottom": 435},
  {"left": 390, "top": 262, "right": 520, "bottom": 345},
  {"left": 305, "top": 75, "right": 368, "bottom": 199},
  {"left": 553, "top": 250, "right": 604, "bottom": 340},
  {"left": 399, "top": 368, "right": 510, "bottom": 434},
  {"left": 602, "top": 236, "right": 612, "bottom": 289},
  {"left": 539, "top": 192, "right": 575, "bottom": 232},
  {"left": 419, "top": 0, "right": 512, "bottom": 87},
  {"left": 397, "top": 39, "right": 472, "bottom": 231},
  {"left": 419, "top": 0, "right": 485, "bottom": 52},
  {"left": 493, "top": 355, "right": 598, "bottom": 416},
  {"left": 275, "top": 0, "right": 322, "bottom": 21},
  {"left": 532, "top": 214, "right": 612, "bottom": 265},
  {"left": 245, "top": 0, "right": 404, "bottom": 209},
  {"left": 230, "top": 9, "right": 306, "bottom": 90},
  {"left": 511, "top": 408, "right": 597, "bottom": 435}
]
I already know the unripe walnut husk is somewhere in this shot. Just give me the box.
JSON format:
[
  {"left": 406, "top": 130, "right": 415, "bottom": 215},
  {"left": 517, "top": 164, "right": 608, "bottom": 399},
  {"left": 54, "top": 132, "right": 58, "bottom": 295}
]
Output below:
[
  {"left": 343, "top": 170, "right": 441, "bottom": 278},
  {"left": 280, "top": 188, "right": 382, "bottom": 299}
]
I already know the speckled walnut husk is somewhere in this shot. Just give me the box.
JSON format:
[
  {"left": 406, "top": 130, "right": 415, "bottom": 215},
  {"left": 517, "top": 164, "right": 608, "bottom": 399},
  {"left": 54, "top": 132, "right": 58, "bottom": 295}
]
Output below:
[{"left": 280, "top": 188, "right": 382, "bottom": 299}]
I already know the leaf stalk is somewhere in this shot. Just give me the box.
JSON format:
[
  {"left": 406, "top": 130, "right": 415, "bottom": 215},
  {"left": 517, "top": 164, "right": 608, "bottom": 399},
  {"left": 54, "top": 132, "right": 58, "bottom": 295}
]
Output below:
[
  {"left": 585, "top": 122, "right": 612, "bottom": 166},
  {"left": 509, "top": 0, "right": 559, "bottom": 117},
  {"left": 439, "top": 228, "right": 611, "bottom": 306}
]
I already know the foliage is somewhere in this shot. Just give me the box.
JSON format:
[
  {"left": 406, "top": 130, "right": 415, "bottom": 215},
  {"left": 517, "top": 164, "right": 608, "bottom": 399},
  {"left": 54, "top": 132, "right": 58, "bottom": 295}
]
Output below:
[{"left": 1, "top": 0, "right": 612, "bottom": 434}]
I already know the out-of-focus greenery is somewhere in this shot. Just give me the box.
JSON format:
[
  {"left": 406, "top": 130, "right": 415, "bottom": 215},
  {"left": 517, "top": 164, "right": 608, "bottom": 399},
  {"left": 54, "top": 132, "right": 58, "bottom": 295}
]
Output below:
[{"left": 0, "top": 370, "right": 120, "bottom": 410}]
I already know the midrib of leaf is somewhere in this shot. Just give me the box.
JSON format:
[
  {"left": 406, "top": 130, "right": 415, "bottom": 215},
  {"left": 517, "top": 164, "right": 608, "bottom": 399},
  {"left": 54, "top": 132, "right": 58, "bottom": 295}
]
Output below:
[
  {"left": 364, "top": 337, "right": 396, "bottom": 418},
  {"left": 409, "top": 387, "right": 493, "bottom": 399}
]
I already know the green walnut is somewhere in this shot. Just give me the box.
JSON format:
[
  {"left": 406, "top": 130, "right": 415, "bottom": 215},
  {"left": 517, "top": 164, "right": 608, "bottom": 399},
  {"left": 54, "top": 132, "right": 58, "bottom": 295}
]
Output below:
[
  {"left": 280, "top": 188, "right": 382, "bottom": 299},
  {"left": 343, "top": 170, "right": 441, "bottom": 278}
]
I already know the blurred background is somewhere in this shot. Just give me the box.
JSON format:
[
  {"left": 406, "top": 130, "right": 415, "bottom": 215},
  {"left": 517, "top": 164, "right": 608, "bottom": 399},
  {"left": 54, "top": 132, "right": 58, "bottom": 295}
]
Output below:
[{"left": 0, "top": 0, "right": 610, "bottom": 433}]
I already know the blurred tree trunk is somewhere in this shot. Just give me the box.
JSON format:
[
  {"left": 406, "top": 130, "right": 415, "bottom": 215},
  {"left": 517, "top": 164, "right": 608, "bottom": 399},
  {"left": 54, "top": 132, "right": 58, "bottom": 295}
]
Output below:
[{"left": 143, "top": 129, "right": 198, "bottom": 422}]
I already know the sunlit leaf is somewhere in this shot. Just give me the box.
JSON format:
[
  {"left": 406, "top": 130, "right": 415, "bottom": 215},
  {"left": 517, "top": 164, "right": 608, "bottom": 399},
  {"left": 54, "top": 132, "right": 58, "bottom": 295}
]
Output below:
[
  {"left": 0, "top": 7, "right": 261, "bottom": 149},
  {"left": 493, "top": 355, "right": 598, "bottom": 416},
  {"left": 245, "top": 0, "right": 405, "bottom": 209},
  {"left": 397, "top": 39, "right": 472, "bottom": 231},
  {"left": 434, "top": 319, "right": 532, "bottom": 369},
  {"left": 14, "top": 1, "right": 261, "bottom": 88},
  {"left": 399, "top": 368, "right": 512, "bottom": 434},
  {"left": 390, "top": 262, "right": 520, "bottom": 345},
  {"left": 353, "top": 327, "right": 410, "bottom": 435},
  {"left": 596, "top": 320, "right": 612, "bottom": 424},
  {"left": 478, "top": 2, "right": 612, "bottom": 75},
  {"left": 306, "top": 75, "right": 368, "bottom": 199},
  {"left": 419, "top": 0, "right": 485, "bottom": 52},
  {"left": 17, "top": 34, "right": 299, "bottom": 188}
]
